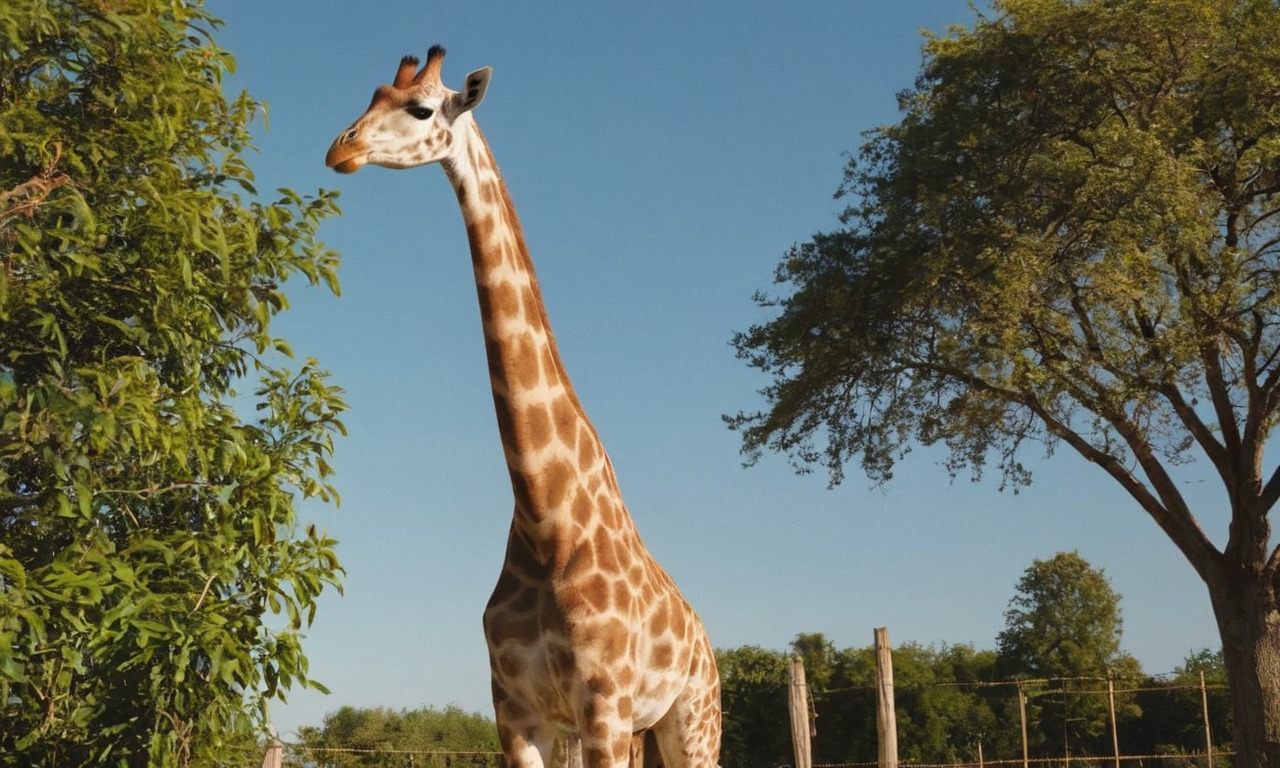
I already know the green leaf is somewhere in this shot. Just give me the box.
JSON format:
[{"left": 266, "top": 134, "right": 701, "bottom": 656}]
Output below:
[{"left": 0, "top": 1, "right": 345, "bottom": 763}]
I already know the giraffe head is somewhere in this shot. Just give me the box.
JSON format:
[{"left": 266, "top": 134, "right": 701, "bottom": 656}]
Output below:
[{"left": 326, "top": 45, "right": 491, "bottom": 174}]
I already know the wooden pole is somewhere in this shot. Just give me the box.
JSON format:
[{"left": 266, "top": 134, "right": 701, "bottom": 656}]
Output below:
[
  {"left": 1106, "top": 675, "right": 1120, "bottom": 768},
  {"left": 789, "top": 656, "right": 813, "bottom": 768},
  {"left": 259, "top": 739, "right": 283, "bottom": 768},
  {"left": 874, "top": 627, "right": 898, "bottom": 768},
  {"left": 1200, "top": 671, "right": 1214, "bottom": 768},
  {"left": 1017, "top": 681, "right": 1029, "bottom": 768}
]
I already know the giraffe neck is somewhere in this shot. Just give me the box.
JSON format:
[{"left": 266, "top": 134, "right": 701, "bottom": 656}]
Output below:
[{"left": 442, "top": 119, "right": 613, "bottom": 541}]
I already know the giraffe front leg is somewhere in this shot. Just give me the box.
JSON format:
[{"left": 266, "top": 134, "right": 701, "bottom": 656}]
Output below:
[
  {"left": 553, "top": 734, "right": 584, "bottom": 768},
  {"left": 495, "top": 720, "right": 555, "bottom": 768},
  {"left": 650, "top": 678, "right": 722, "bottom": 768},
  {"left": 575, "top": 693, "right": 636, "bottom": 768},
  {"left": 493, "top": 690, "right": 557, "bottom": 768},
  {"left": 578, "top": 730, "right": 634, "bottom": 768}
]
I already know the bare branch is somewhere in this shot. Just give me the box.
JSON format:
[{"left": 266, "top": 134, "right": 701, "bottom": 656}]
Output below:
[
  {"left": 1197, "top": 337, "right": 1244, "bottom": 458},
  {"left": 1258, "top": 463, "right": 1280, "bottom": 514},
  {"left": 0, "top": 142, "right": 68, "bottom": 224},
  {"left": 1029, "top": 393, "right": 1222, "bottom": 581},
  {"left": 0, "top": 173, "right": 70, "bottom": 223},
  {"left": 1158, "top": 382, "right": 1231, "bottom": 473}
]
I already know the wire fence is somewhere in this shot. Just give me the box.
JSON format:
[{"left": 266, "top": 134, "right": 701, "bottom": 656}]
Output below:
[
  {"left": 279, "top": 746, "right": 1231, "bottom": 768},
  {"left": 813, "top": 755, "right": 1229, "bottom": 768},
  {"left": 284, "top": 745, "right": 504, "bottom": 768},
  {"left": 276, "top": 673, "right": 1232, "bottom": 768},
  {"left": 758, "top": 666, "right": 1232, "bottom": 768}
]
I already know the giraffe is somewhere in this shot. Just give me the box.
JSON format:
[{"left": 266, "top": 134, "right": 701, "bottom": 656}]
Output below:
[{"left": 325, "top": 46, "right": 721, "bottom": 768}]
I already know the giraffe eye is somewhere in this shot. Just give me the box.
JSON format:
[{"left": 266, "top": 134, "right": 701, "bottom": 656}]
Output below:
[{"left": 406, "top": 104, "right": 434, "bottom": 120}]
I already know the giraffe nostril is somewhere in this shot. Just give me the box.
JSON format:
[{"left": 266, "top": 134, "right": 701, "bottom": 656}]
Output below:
[{"left": 341, "top": 128, "right": 358, "bottom": 144}]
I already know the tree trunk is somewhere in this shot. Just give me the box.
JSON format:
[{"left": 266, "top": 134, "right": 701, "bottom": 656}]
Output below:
[{"left": 1207, "top": 565, "right": 1280, "bottom": 768}]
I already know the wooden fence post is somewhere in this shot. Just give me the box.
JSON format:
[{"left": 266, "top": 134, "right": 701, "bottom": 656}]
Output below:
[
  {"left": 1107, "top": 675, "right": 1120, "bottom": 768},
  {"left": 875, "top": 627, "right": 898, "bottom": 768},
  {"left": 1017, "top": 681, "right": 1029, "bottom": 768},
  {"left": 789, "top": 656, "right": 813, "bottom": 768},
  {"left": 1200, "top": 671, "right": 1214, "bottom": 768},
  {"left": 259, "top": 739, "right": 282, "bottom": 768}
]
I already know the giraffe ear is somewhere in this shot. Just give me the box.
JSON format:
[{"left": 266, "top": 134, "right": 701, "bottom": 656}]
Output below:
[{"left": 456, "top": 67, "right": 491, "bottom": 113}]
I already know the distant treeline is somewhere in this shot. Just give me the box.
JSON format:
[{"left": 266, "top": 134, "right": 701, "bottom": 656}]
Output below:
[
  {"left": 716, "top": 635, "right": 1228, "bottom": 768},
  {"left": 285, "top": 554, "right": 1226, "bottom": 768},
  {"left": 283, "top": 640, "right": 1227, "bottom": 768},
  {"left": 287, "top": 704, "right": 500, "bottom": 768}
]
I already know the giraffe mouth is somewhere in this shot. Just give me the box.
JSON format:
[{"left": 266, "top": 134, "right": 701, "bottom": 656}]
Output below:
[
  {"left": 325, "top": 141, "right": 368, "bottom": 174},
  {"left": 330, "top": 156, "right": 366, "bottom": 174}
]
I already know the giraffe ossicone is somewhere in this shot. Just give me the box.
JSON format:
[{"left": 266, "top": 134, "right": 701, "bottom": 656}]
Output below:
[{"left": 326, "top": 45, "right": 722, "bottom": 768}]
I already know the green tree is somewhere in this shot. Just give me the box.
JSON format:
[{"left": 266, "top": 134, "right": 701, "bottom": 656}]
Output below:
[
  {"left": 791, "top": 631, "right": 838, "bottom": 691},
  {"left": 289, "top": 706, "right": 500, "bottom": 768},
  {"left": 714, "top": 645, "right": 791, "bottom": 768},
  {"left": 728, "top": 0, "right": 1280, "bottom": 763},
  {"left": 0, "top": 1, "right": 344, "bottom": 765},
  {"left": 810, "top": 641, "right": 1003, "bottom": 766},
  {"left": 997, "top": 552, "right": 1125, "bottom": 679},
  {"left": 812, "top": 644, "right": 878, "bottom": 765},
  {"left": 996, "top": 553, "right": 1137, "bottom": 756},
  {"left": 717, "top": 637, "right": 1005, "bottom": 768},
  {"left": 894, "top": 643, "right": 1001, "bottom": 764},
  {"left": 1130, "top": 648, "right": 1232, "bottom": 757}
]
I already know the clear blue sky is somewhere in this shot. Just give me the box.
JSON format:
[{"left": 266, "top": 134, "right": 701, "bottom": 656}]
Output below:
[{"left": 211, "top": 1, "right": 1222, "bottom": 739}]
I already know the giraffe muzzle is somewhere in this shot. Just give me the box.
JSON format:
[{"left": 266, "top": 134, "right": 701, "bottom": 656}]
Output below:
[{"left": 325, "top": 128, "right": 367, "bottom": 173}]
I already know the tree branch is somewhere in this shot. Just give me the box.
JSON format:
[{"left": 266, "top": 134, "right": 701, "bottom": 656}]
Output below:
[
  {"left": 1031, "top": 394, "right": 1222, "bottom": 581},
  {"left": 0, "top": 173, "right": 70, "bottom": 224},
  {"left": 0, "top": 143, "right": 68, "bottom": 225},
  {"left": 1158, "top": 381, "right": 1231, "bottom": 474},
  {"left": 1258, "top": 463, "right": 1280, "bottom": 514},
  {"left": 1240, "top": 310, "right": 1272, "bottom": 462},
  {"left": 917, "top": 351, "right": 1223, "bottom": 581},
  {"left": 1197, "top": 325, "right": 1244, "bottom": 460}
]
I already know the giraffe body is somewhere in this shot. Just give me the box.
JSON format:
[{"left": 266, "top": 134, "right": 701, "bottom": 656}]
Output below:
[{"left": 326, "top": 46, "right": 720, "bottom": 768}]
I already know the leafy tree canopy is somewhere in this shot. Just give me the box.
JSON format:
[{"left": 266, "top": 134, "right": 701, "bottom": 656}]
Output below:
[
  {"left": 1177, "top": 647, "right": 1228, "bottom": 683},
  {"left": 289, "top": 705, "right": 500, "bottom": 768},
  {"left": 714, "top": 630, "right": 1224, "bottom": 768},
  {"left": 728, "top": 0, "right": 1280, "bottom": 761},
  {"left": 997, "top": 551, "right": 1126, "bottom": 678},
  {"left": 731, "top": 0, "right": 1280, "bottom": 506},
  {"left": 997, "top": 552, "right": 1136, "bottom": 754},
  {"left": 715, "top": 644, "right": 792, "bottom": 768},
  {"left": 1, "top": 1, "right": 344, "bottom": 765}
]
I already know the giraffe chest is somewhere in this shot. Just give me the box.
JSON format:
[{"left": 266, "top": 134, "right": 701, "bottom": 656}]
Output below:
[{"left": 483, "top": 551, "right": 701, "bottom": 730}]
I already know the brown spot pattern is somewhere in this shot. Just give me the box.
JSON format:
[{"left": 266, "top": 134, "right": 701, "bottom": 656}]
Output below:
[{"left": 331, "top": 63, "right": 723, "bottom": 764}]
